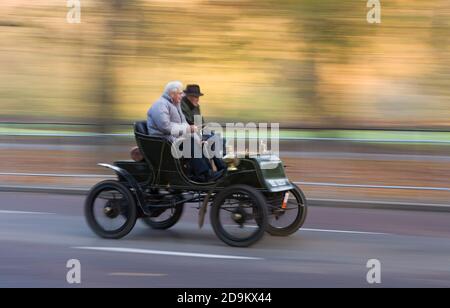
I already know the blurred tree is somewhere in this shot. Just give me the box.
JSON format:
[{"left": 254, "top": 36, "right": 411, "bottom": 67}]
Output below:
[
  {"left": 274, "top": 0, "right": 370, "bottom": 128},
  {"left": 96, "top": 0, "right": 144, "bottom": 132},
  {"left": 96, "top": 0, "right": 120, "bottom": 134},
  {"left": 429, "top": 0, "right": 450, "bottom": 122}
]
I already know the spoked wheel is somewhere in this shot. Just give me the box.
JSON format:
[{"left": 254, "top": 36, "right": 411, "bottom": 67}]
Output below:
[
  {"left": 210, "top": 185, "right": 268, "bottom": 247},
  {"left": 142, "top": 204, "right": 184, "bottom": 230},
  {"left": 266, "top": 184, "right": 308, "bottom": 236},
  {"left": 85, "top": 180, "right": 137, "bottom": 239}
]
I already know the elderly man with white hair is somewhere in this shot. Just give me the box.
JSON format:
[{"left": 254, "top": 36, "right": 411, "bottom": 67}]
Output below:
[
  {"left": 147, "top": 81, "right": 195, "bottom": 141},
  {"left": 147, "top": 81, "right": 223, "bottom": 182}
]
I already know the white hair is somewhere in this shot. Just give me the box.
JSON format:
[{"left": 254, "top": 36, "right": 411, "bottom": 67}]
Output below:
[{"left": 164, "top": 81, "right": 183, "bottom": 96}]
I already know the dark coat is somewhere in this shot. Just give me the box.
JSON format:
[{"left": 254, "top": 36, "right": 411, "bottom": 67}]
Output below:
[{"left": 181, "top": 96, "right": 204, "bottom": 126}]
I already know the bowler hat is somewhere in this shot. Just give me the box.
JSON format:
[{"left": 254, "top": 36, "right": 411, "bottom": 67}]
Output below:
[{"left": 183, "top": 84, "right": 204, "bottom": 97}]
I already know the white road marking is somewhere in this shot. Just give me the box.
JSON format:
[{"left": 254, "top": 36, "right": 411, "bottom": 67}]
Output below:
[
  {"left": 283, "top": 151, "right": 450, "bottom": 162},
  {"left": 302, "top": 228, "right": 388, "bottom": 235},
  {"left": 0, "top": 172, "right": 114, "bottom": 178},
  {"left": 0, "top": 210, "right": 55, "bottom": 215},
  {"left": 224, "top": 224, "right": 388, "bottom": 235},
  {"left": 308, "top": 197, "right": 450, "bottom": 208},
  {"left": 108, "top": 273, "right": 167, "bottom": 277},
  {"left": 73, "top": 247, "right": 264, "bottom": 260}
]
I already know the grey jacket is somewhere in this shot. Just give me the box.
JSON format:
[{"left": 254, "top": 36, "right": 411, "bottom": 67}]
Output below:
[{"left": 147, "top": 94, "right": 189, "bottom": 142}]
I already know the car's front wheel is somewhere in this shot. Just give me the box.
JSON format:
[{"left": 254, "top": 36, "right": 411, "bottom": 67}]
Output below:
[{"left": 266, "top": 184, "right": 307, "bottom": 236}]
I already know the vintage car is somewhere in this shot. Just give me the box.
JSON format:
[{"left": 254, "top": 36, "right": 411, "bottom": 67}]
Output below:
[{"left": 84, "top": 121, "right": 307, "bottom": 247}]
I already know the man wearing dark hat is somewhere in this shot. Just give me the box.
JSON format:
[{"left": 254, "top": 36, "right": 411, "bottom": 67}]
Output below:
[
  {"left": 181, "top": 85, "right": 227, "bottom": 172},
  {"left": 181, "top": 84, "right": 204, "bottom": 126}
]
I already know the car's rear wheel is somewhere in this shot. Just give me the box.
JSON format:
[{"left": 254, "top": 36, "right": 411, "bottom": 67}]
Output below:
[
  {"left": 85, "top": 180, "right": 137, "bottom": 239},
  {"left": 266, "top": 184, "right": 307, "bottom": 236},
  {"left": 142, "top": 204, "right": 184, "bottom": 230},
  {"left": 210, "top": 185, "right": 268, "bottom": 247}
]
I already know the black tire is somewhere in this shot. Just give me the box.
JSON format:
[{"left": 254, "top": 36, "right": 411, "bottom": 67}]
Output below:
[
  {"left": 210, "top": 185, "right": 268, "bottom": 247},
  {"left": 141, "top": 204, "right": 184, "bottom": 230},
  {"left": 266, "top": 184, "right": 308, "bottom": 236},
  {"left": 85, "top": 180, "right": 137, "bottom": 239}
]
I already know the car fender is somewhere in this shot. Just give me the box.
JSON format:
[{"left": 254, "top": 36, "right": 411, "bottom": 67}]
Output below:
[{"left": 97, "top": 163, "right": 146, "bottom": 210}]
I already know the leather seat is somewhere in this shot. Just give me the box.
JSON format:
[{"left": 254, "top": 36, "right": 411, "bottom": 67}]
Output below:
[{"left": 135, "top": 121, "right": 149, "bottom": 135}]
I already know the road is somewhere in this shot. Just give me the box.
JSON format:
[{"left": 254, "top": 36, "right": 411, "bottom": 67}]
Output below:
[{"left": 1, "top": 192, "right": 450, "bottom": 288}]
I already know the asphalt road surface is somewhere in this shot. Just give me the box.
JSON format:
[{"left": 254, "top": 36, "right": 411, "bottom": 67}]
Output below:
[{"left": 1, "top": 192, "right": 450, "bottom": 288}]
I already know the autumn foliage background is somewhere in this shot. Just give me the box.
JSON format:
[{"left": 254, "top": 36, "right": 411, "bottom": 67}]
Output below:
[{"left": 1, "top": 0, "right": 449, "bottom": 128}]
